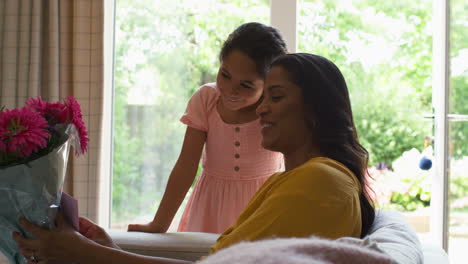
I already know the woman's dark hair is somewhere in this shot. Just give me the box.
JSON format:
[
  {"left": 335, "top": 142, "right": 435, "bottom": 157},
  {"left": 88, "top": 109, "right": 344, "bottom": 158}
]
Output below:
[
  {"left": 219, "top": 22, "right": 287, "bottom": 78},
  {"left": 270, "top": 53, "right": 375, "bottom": 237}
]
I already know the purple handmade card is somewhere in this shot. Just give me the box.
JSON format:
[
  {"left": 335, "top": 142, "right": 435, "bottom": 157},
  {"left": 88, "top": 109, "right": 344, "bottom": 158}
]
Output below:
[{"left": 60, "top": 192, "right": 79, "bottom": 230}]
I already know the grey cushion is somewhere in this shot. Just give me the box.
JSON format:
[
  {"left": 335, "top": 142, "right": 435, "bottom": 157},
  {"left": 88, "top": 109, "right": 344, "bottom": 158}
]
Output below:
[
  {"left": 421, "top": 242, "right": 450, "bottom": 264},
  {"left": 365, "top": 210, "right": 425, "bottom": 264}
]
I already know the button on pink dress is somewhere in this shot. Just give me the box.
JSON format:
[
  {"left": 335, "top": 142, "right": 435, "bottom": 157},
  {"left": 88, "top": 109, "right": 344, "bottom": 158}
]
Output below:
[{"left": 178, "top": 83, "right": 283, "bottom": 233}]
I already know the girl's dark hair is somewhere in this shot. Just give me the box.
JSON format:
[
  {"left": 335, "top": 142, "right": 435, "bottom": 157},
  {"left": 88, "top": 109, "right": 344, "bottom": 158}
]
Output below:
[
  {"left": 219, "top": 22, "right": 287, "bottom": 78},
  {"left": 270, "top": 53, "right": 375, "bottom": 237}
]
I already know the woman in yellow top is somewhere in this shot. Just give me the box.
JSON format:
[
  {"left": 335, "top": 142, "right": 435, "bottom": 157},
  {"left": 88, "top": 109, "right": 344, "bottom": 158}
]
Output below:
[
  {"left": 212, "top": 52, "right": 373, "bottom": 252},
  {"left": 13, "top": 53, "right": 375, "bottom": 264}
]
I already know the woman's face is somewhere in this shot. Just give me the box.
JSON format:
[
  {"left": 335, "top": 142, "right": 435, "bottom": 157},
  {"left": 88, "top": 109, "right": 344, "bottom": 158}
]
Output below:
[
  {"left": 257, "top": 66, "right": 312, "bottom": 153},
  {"left": 216, "top": 50, "right": 264, "bottom": 111}
]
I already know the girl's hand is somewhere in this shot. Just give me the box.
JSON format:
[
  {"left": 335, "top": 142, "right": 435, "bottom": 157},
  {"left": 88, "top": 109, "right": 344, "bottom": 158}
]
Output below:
[
  {"left": 127, "top": 222, "right": 168, "bottom": 233},
  {"left": 79, "top": 217, "right": 120, "bottom": 249},
  {"left": 13, "top": 213, "right": 90, "bottom": 263}
]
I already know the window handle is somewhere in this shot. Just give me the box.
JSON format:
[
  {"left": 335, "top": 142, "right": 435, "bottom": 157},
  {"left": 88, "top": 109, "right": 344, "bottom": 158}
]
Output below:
[{"left": 423, "top": 114, "right": 468, "bottom": 122}]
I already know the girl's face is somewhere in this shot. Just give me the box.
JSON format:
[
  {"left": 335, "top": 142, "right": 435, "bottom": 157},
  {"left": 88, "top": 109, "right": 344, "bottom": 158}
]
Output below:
[
  {"left": 216, "top": 50, "right": 264, "bottom": 111},
  {"left": 256, "top": 66, "right": 312, "bottom": 153}
]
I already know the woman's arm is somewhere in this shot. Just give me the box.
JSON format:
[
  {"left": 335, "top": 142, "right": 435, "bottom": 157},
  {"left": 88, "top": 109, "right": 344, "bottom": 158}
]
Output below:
[
  {"left": 70, "top": 243, "right": 193, "bottom": 264},
  {"left": 128, "top": 126, "right": 207, "bottom": 233},
  {"left": 79, "top": 216, "right": 121, "bottom": 249},
  {"left": 13, "top": 215, "right": 194, "bottom": 264}
]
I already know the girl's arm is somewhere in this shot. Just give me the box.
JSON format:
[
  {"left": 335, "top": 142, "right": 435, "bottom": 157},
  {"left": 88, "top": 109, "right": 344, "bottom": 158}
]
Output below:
[{"left": 128, "top": 126, "right": 207, "bottom": 233}]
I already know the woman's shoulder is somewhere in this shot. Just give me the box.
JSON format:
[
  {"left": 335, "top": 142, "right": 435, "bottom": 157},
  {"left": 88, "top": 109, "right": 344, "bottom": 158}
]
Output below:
[
  {"left": 284, "top": 157, "right": 360, "bottom": 193},
  {"left": 303, "top": 157, "right": 354, "bottom": 176}
]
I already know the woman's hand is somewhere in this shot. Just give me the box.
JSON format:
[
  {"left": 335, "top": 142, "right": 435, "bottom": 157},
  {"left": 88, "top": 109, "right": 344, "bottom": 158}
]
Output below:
[
  {"left": 127, "top": 222, "right": 168, "bottom": 233},
  {"left": 12, "top": 213, "right": 91, "bottom": 263},
  {"left": 13, "top": 214, "right": 193, "bottom": 264},
  {"left": 79, "top": 217, "right": 120, "bottom": 249}
]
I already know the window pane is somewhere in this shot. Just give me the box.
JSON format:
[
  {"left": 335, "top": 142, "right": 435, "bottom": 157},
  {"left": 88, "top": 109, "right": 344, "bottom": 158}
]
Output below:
[
  {"left": 111, "top": 0, "right": 269, "bottom": 229},
  {"left": 448, "top": 0, "right": 468, "bottom": 262},
  {"left": 298, "top": 0, "right": 433, "bottom": 232},
  {"left": 448, "top": 122, "right": 468, "bottom": 263},
  {"left": 449, "top": 0, "right": 468, "bottom": 116}
]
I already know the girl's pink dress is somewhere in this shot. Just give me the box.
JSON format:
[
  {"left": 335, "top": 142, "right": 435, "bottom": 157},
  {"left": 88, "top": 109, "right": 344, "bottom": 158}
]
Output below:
[{"left": 178, "top": 83, "right": 283, "bottom": 233}]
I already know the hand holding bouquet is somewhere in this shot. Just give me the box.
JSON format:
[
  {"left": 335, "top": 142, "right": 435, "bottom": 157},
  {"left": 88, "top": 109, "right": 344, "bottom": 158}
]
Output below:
[{"left": 0, "top": 97, "right": 89, "bottom": 264}]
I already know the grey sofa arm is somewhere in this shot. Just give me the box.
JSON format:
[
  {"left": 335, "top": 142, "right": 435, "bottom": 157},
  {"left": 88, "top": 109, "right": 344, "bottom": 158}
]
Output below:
[{"left": 108, "top": 230, "right": 219, "bottom": 261}]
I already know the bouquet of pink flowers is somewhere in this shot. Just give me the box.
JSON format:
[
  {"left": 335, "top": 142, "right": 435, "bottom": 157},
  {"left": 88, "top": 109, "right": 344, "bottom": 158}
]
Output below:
[{"left": 0, "top": 97, "right": 88, "bottom": 264}]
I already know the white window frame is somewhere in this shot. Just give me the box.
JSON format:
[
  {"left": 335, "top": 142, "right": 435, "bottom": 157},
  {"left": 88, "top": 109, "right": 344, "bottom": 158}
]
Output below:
[
  {"left": 431, "top": 0, "right": 450, "bottom": 251},
  {"left": 100, "top": 0, "right": 116, "bottom": 228},
  {"left": 270, "top": 0, "right": 297, "bottom": 52}
]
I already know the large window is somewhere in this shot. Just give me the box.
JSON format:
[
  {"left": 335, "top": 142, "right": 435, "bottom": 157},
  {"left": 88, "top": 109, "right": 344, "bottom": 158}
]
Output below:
[
  {"left": 111, "top": 0, "right": 269, "bottom": 230},
  {"left": 448, "top": 0, "right": 468, "bottom": 259},
  {"left": 297, "top": 0, "right": 433, "bottom": 243},
  {"left": 298, "top": 0, "right": 433, "bottom": 168}
]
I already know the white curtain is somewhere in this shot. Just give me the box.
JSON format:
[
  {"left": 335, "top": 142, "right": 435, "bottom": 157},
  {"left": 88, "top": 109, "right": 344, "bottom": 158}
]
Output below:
[{"left": 0, "top": 0, "right": 106, "bottom": 223}]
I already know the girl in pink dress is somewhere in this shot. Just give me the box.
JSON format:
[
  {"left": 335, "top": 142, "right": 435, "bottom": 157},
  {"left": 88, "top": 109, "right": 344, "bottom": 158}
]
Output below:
[{"left": 128, "top": 22, "right": 287, "bottom": 233}]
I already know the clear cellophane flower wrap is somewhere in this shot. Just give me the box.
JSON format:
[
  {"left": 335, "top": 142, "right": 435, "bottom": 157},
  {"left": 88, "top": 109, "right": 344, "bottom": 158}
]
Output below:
[
  {"left": 0, "top": 125, "right": 81, "bottom": 264},
  {"left": 0, "top": 96, "right": 88, "bottom": 264}
]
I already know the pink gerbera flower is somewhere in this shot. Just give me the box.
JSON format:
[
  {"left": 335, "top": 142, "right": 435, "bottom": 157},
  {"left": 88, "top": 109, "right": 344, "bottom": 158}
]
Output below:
[
  {"left": 26, "top": 97, "right": 68, "bottom": 124},
  {"left": 0, "top": 107, "right": 51, "bottom": 157},
  {"left": 64, "top": 96, "right": 89, "bottom": 154}
]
